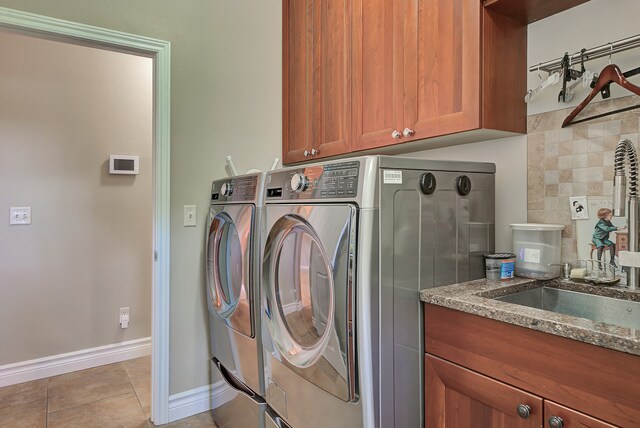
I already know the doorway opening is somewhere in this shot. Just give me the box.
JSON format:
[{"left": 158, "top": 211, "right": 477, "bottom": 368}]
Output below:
[{"left": 0, "top": 8, "right": 170, "bottom": 425}]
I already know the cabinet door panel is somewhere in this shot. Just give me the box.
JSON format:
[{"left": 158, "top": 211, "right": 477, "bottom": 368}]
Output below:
[
  {"left": 283, "top": 0, "right": 313, "bottom": 164},
  {"left": 426, "top": 355, "right": 542, "bottom": 427},
  {"left": 544, "top": 401, "right": 617, "bottom": 428},
  {"left": 313, "top": 0, "right": 351, "bottom": 159},
  {"left": 352, "top": 0, "right": 403, "bottom": 151},
  {"left": 406, "top": 0, "right": 481, "bottom": 140},
  {"left": 283, "top": 0, "right": 350, "bottom": 164}
]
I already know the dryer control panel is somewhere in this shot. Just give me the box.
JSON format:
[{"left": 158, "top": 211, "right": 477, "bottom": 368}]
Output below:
[
  {"left": 211, "top": 174, "right": 259, "bottom": 203},
  {"left": 266, "top": 161, "right": 360, "bottom": 200}
]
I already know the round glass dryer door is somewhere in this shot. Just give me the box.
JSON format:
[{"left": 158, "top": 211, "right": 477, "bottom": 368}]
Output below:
[
  {"left": 262, "top": 206, "right": 356, "bottom": 402},
  {"left": 206, "top": 205, "right": 254, "bottom": 337},
  {"left": 265, "top": 215, "right": 334, "bottom": 367}
]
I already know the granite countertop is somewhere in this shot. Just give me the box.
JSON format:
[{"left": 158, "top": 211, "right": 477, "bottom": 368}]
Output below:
[{"left": 420, "top": 277, "right": 640, "bottom": 356}]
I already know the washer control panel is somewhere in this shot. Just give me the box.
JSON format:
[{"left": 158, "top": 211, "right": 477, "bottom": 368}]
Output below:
[
  {"left": 266, "top": 161, "right": 360, "bottom": 200},
  {"left": 211, "top": 174, "right": 258, "bottom": 202}
]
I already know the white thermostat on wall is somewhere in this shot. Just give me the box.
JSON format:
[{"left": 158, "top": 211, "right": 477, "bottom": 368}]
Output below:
[{"left": 109, "top": 155, "right": 139, "bottom": 175}]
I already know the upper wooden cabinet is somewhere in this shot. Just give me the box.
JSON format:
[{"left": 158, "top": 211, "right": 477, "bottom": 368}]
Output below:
[
  {"left": 283, "top": 0, "right": 527, "bottom": 164},
  {"left": 283, "top": 0, "right": 351, "bottom": 164},
  {"left": 483, "top": 0, "right": 590, "bottom": 24}
]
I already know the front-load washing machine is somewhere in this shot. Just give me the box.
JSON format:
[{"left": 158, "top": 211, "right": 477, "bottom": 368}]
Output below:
[
  {"left": 261, "top": 156, "right": 495, "bottom": 428},
  {"left": 206, "top": 172, "right": 266, "bottom": 428}
]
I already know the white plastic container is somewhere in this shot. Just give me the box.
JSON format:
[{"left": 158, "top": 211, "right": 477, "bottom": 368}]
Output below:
[{"left": 510, "top": 223, "right": 565, "bottom": 279}]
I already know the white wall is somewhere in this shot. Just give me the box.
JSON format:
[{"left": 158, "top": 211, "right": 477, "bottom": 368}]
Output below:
[
  {"left": 405, "top": 136, "right": 528, "bottom": 251},
  {"left": 527, "top": 0, "right": 640, "bottom": 115},
  {"left": 0, "top": 0, "right": 282, "bottom": 395},
  {"left": 0, "top": 30, "right": 152, "bottom": 364}
]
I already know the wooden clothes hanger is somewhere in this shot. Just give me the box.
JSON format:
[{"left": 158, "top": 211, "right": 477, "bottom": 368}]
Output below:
[{"left": 562, "top": 63, "right": 640, "bottom": 127}]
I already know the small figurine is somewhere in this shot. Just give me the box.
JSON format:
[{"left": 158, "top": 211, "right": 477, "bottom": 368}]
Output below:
[{"left": 592, "top": 208, "right": 626, "bottom": 268}]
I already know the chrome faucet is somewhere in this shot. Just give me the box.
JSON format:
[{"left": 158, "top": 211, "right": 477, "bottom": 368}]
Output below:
[{"left": 613, "top": 138, "right": 639, "bottom": 290}]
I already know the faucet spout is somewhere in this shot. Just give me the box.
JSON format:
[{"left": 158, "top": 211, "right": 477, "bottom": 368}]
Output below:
[{"left": 613, "top": 138, "right": 639, "bottom": 290}]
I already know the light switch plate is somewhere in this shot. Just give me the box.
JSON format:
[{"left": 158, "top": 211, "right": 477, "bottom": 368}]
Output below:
[
  {"left": 10, "top": 207, "right": 31, "bottom": 225},
  {"left": 184, "top": 205, "right": 196, "bottom": 227}
]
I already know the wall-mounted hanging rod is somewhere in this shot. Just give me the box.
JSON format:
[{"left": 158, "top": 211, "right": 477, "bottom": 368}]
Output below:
[{"left": 530, "top": 34, "right": 640, "bottom": 73}]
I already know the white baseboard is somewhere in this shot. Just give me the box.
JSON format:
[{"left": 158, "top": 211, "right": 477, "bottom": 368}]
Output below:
[
  {"left": 168, "top": 380, "right": 234, "bottom": 423},
  {"left": 0, "top": 337, "right": 151, "bottom": 388}
]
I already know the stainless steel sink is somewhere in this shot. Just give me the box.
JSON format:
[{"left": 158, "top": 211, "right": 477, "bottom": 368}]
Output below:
[{"left": 494, "top": 287, "right": 640, "bottom": 330}]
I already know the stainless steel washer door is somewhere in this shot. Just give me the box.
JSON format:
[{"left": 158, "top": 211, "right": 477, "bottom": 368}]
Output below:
[
  {"left": 206, "top": 204, "right": 254, "bottom": 338},
  {"left": 262, "top": 204, "right": 356, "bottom": 402}
]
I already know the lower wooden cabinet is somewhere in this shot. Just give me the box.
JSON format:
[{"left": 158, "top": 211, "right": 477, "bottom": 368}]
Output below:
[
  {"left": 425, "top": 355, "right": 542, "bottom": 427},
  {"left": 425, "top": 355, "right": 618, "bottom": 428},
  {"left": 423, "top": 304, "right": 640, "bottom": 427},
  {"left": 544, "top": 401, "right": 617, "bottom": 428}
]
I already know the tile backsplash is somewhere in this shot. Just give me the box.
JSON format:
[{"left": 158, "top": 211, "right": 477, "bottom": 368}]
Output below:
[{"left": 527, "top": 94, "right": 640, "bottom": 261}]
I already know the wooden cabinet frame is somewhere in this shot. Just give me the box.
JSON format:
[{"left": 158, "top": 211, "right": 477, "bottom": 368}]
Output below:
[
  {"left": 424, "top": 304, "right": 640, "bottom": 427},
  {"left": 283, "top": 0, "right": 527, "bottom": 165}
]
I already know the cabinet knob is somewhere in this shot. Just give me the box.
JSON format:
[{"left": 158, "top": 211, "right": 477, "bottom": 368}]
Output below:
[
  {"left": 516, "top": 404, "right": 531, "bottom": 419},
  {"left": 403, "top": 127, "right": 415, "bottom": 137},
  {"left": 391, "top": 130, "right": 402, "bottom": 139},
  {"left": 303, "top": 150, "right": 310, "bottom": 157},
  {"left": 548, "top": 416, "right": 564, "bottom": 428},
  {"left": 311, "top": 148, "right": 319, "bottom": 155}
]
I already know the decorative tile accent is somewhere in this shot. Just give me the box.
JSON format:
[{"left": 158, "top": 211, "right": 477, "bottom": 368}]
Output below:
[
  {"left": 587, "top": 182, "right": 603, "bottom": 196},
  {"left": 572, "top": 124, "right": 589, "bottom": 140},
  {"left": 544, "top": 156, "right": 559, "bottom": 170},
  {"left": 604, "top": 135, "right": 620, "bottom": 151},
  {"left": 621, "top": 133, "right": 638, "bottom": 145},
  {"left": 573, "top": 168, "right": 587, "bottom": 183},
  {"left": 557, "top": 127, "right": 573, "bottom": 143},
  {"left": 587, "top": 167, "right": 603, "bottom": 182},
  {"left": 559, "top": 155, "right": 572, "bottom": 170},
  {"left": 544, "top": 142, "right": 558, "bottom": 156},
  {"left": 528, "top": 210, "right": 545, "bottom": 223},
  {"left": 528, "top": 112, "right": 558, "bottom": 133},
  {"left": 558, "top": 183, "right": 573, "bottom": 196},
  {"left": 622, "top": 117, "right": 639, "bottom": 134},
  {"left": 545, "top": 184, "right": 558, "bottom": 197},
  {"left": 527, "top": 94, "right": 640, "bottom": 262},
  {"left": 572, "top": 154, "right": 587, "bottom": 168},
  {"left": 603, "top": 120, "right": 621, "bottom": 136},
  {"left": 573, "top": 182, "right": 588, "bottom": 195},
  {"left": 588, "top": 123, "right": 604, "bottom": 138},
  {"left": 544, "top": 170, "right": 559, "bottom": 184},
  {"left": 587, "top": 137, "right": 604, "bottom": 152},
  {"left": 587, "top": 152, "right": 603, "bottom": 167},
  {"left": 573, "top": 139, "right": 588, "bottom": 154},
  {"left": 545, "top": 130, "right": 558, "bottom": 144},
  {"left": 559, "top": 170, "right": 573, "bottom": 183},
  {"left": 558, "top": 141, "right": 573, "bottom": 156}
]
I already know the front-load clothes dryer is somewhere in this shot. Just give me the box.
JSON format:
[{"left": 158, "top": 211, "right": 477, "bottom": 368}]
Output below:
[
  {"left": 261, "top": 156, "right": 495, "bottom": 428},
  {"left": 206, "top": 173, "right": 266, "bottom": 428},
  {"left": 261, "top": 160, "right": 370, "bottom": 428}
]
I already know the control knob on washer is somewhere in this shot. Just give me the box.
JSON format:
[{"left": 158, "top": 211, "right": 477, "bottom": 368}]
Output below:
[
  {"left": 220, "top": 182, "right": 234, "bottom": 196},
  {"left": 290, "top": 173, "right": 309, "bottom": 193}
]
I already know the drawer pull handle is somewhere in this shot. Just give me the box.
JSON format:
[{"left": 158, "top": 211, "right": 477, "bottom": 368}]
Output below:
[
  {"left": 549, "top": 416, "right": 564, "bottom": 428},
  {"left": 516, "top": 404, "right": 531, "bottom": 419},
  {"left": 403, "top": 127, "right": 415, "bottom": 137}
]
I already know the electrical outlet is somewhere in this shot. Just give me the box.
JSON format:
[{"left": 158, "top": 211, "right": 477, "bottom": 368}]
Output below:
[
  {"left": 10, "top": 207, "right": 31, "bottom": 225},
  {"left": 119, "top": 307, "right": 130, "bottom": 329}
]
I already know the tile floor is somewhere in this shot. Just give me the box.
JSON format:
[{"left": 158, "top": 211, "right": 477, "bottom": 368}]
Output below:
[{"left": 0, "top": 356, "right": 218, "bottom": 428}]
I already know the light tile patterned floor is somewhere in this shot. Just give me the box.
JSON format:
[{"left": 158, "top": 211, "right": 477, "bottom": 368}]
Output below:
[{"left": 0, "top": 356, "right": 218, "bottom": 427}]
